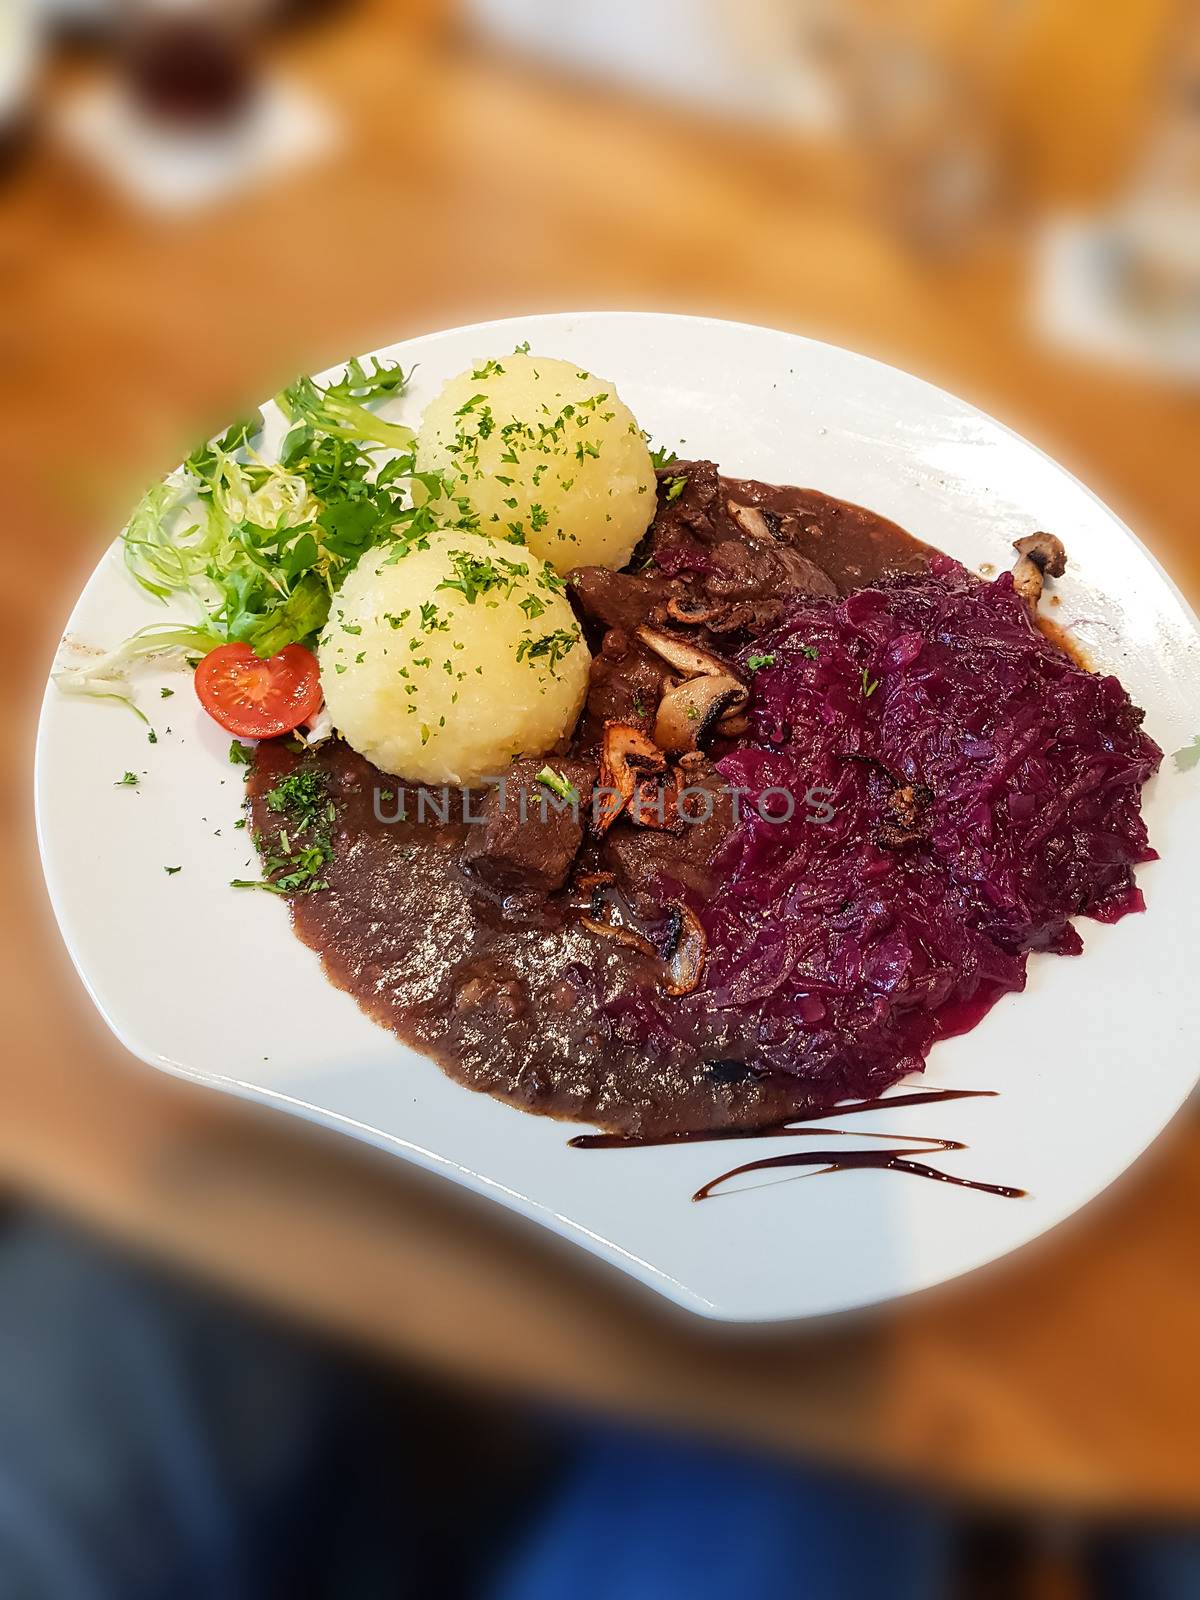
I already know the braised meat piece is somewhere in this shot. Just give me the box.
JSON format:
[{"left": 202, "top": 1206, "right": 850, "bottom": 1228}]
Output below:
[
  {"left": 600, "top": 758, "right": 734, "bottom": 915},
  {"left": 570, "top": 567, "right": 671, "bottom": 634},
  {"left": 714, "top": 501, "right": 838, "bottom": 603},
  {"left": 653, "top": 465, "right": 838, "bottom": 607},
  {"left": 462, "top": 758, "right": 595, "bottom": 895},
  {"left": 570, "top": 461, "right": 841, "bottom": 654},
  {"left": 700, "top": 528, "right": 836, "bottom": 636},
  {"left": 645, "top": 459, "right": 723, "bottom": 573},
  {"left": 577, "top": 629, "right": 669, "bottom": 749},
  {"left": 716, "top": 471, "right": 935, "bottom": 595}
]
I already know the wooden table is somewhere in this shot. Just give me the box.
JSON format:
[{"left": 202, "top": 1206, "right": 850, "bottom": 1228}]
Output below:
[{"left": 5, "top": 0, "right": 1199, "bottom": 1517}]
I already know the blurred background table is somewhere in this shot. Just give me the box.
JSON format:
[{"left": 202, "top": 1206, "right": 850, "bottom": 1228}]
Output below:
[{"left": 4, "top": 0, "right": 1199, "bottom": 1520}]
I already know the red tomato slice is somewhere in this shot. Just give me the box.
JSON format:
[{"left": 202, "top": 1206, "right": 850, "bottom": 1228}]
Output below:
[{"left": 194, "top": 642, "right": 323, "bottom": 739}]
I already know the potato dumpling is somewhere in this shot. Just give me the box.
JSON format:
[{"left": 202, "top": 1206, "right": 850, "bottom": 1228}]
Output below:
[
  {"left": 415, "top": 354, "right": 657, "bottom": 574},
  {"left": 318, "top": 530, "right": 589, "bottom": 785}
]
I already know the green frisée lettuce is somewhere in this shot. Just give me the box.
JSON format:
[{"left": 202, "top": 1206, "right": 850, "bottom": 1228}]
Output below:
[
  {"left": 57, "top": 356, "right": 460, "bottom": 716},
  {"left": 54, "top": 622, "right": 221, "bottom": 715},
  {"left": 275, "top": 356, "right": 416, "bottom": 455}
]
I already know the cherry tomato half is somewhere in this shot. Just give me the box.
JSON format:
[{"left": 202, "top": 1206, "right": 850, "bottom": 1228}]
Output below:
[{"left": 194, "top": 642, "right": 323, "bottom": 739}]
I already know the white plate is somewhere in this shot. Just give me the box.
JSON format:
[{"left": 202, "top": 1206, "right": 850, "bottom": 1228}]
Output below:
[{"left": 35, "top": 313, "right": 1200, "bottom": 1322}]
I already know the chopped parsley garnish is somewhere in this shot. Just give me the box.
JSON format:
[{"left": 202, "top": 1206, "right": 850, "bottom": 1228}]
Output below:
[
  {"left": 516, "top": 627, "right": 581, "bottom": 673},
  {"left": 228, "top": 740, "right": 253, "bottom": 766},
  {"left": 233, "top": 767, "right": 335, "bottom": 895},
  {"left": 147, "top": 729, "right": 158, "bottom": 744},
  {"left": 745, "top": 654, "right": 775, "bottom": 672},
  {"left": 648, "top": 442, "right": 678, "bottom": 469},
  {"left": 861, "top": 667, "right": 880, "bottom": 699},
  {"left": 115, "top": 771, "right": 139, "bottom": 786},
  {"left": 159, "top": 686, "right": 174, "bottom": 698},
  {"left": 164, "top": 865, "right": 181, "bottom": 875},
  {"left": 263, "top": 770, "right": 328, "bottom": 819},
  {"left": 535, "top": 766, "right": 577, "bottom": 803},
  {"left": 663, "top": 474, "right": 688, "bottom": 502},
  {"left": 436, "top": 549, "right": 528, "bottom": 604}
]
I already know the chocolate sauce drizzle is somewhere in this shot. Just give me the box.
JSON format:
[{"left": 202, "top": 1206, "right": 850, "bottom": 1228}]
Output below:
[
  {"left": 691, "top": 1143, "right": 1024, "bottom": 1202},
  {"left": 568, "top": 1087, "right": 1027, "bottom": 1202}
]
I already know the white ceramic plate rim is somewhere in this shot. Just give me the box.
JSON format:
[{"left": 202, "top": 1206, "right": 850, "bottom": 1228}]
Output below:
[{"left": 35, "top": 312, "right": 1200, "bottom": 1322}]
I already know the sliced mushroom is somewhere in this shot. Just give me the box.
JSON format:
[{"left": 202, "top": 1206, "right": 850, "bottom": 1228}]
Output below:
[
  {"left": 663, "top": 902, "right": 707, "bottom": 996},
  {"left": 579, "top": 915, "right": 659, "bottom": 960},
  {"left": 1016, "top": 531, "right": 1067, "bottom": 577},
  {"left": 1011, "top": 558, "right": 1042, "bottom": 604},
  {"left": 594, "top": 722, "right": 666, "bottom": 836},
  {"left": 634, "top": 624, "right": 730, "bottom": 681},
  {"left": 573, "top": 870, "right": 616, "bottom": 915},
  {"left": 655, "top": 675, "right": 748, "bottom": 755},
  {"left": 635, "top": 624, "right": 749, "bottom": 753},
  {"left": 1012, "top": 532, "right": 1067, "bottom": 606},
  {"left": 578, "top": 879, "right": 706, "bottom": 993},
  {"left": 665, "top": 594, "right": 721, "bottom": 626},
  {"left": 575, "top": 871, "right": 616, "bottom": 893},
  {"left": 627, "top": 771, "right": 684, "bottom": 832},
  {"left": 726, "top": 500, "right": 771, "bottom": 540}
]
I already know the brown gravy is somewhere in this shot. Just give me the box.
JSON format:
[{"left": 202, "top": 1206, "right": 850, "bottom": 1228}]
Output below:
[{"left": 720, "top": 476, "right": 935, "bottom": 595}]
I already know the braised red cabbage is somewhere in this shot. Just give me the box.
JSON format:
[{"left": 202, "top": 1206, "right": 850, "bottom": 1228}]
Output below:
[{"left": 631, "top": 560, "right": 1160, "bottom": 1101}]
